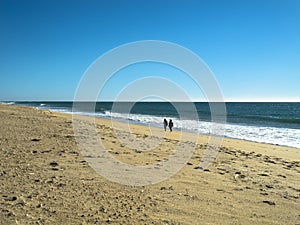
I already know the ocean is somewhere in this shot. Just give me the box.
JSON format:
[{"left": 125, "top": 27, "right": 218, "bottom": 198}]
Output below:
[{"left": 2, "top": 101, "right": 300, "bottom": 148}]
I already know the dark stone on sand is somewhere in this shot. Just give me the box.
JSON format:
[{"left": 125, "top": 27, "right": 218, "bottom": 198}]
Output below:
[
  {"left": 260, "top": 192, "right": 268, "bottom": 196},
  {"left": 46, "top": 179, "right": 53, "bottom": 184},
  {"left": 187, "top": 162, "right": 193, "bottom": 165},
  {"left": 4, "top": 196, "right": 17, "bottom": 201},
  {"left": 31, "top": 138, "right": 40, "bottom": 142},
  {"left": 65, "top": 135, "right": 74, "bottom": 138},
  {"left": 99, "top": 206, "right": 106, "bottom": 212},
  {"left": 265, "top": 159, "right": 276, "bottom": 164},
  {"left": 233, "top": 188, "right": 243, "bottom": 191},
  {"left": 2, "top": 209, "right": 13, "bottom": 217},
  {"left": 194, "top": 166, "right": 203, "bottom": 170},
  {"left": 262, "top": 200, "right": 275, "bottom": 205},
  {"left": 49, "top": 161, "right": 58, "bottom": 167},
  {"left": 258, "top": 173, "right": 269, "bottom": 176},
  {"left": 194, "top": 166, "right": 209, "bottom": 171},
  {"left": 234, "top": 171, "right": 246, "bottom": 178}
]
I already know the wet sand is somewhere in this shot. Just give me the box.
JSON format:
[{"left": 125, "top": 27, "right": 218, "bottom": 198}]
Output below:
[{"left": 0, "top": 104, "right": 299, "bottom": 224}]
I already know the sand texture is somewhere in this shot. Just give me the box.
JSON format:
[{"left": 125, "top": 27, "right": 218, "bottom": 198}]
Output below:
[{"left": 0, "top": 104, "right": 299, "bottom": 224}]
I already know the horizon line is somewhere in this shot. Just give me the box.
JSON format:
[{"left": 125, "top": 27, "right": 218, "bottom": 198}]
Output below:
[{"left": 1, "top": 100, "right": 299, "bottom": 103}]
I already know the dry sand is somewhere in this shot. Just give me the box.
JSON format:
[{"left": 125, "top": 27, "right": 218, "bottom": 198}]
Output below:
[{"left": 0, "top": 104, "right": 299, "bottom": 224}]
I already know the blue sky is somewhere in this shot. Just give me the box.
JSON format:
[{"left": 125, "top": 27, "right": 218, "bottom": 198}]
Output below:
[{"left": 0, "top": 0, "right": 299, "bottom": 101}]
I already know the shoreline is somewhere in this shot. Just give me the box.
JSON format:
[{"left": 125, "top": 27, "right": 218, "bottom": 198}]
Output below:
[
  {"left": 1, "top": 102, "right": 299, "bottom": 149},
  {"left": 40, "top": 105, "right": 300, "bottom": 162},
  {"left": 1, "top": 104, "right": 299, "bottom": 224},
  {"left": 3, "top": 102, "right": 300, "bottom": 150}
]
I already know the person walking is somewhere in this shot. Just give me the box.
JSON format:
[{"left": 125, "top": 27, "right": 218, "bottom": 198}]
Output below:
[
  {"left": 163, "top": 118, "right": 168, "bottom": 131},
  {"left": 168, "top": 119, "right": 173, "bottom": 132}
]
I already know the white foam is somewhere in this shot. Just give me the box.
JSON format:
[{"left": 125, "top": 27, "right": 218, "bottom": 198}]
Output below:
[
  {"left": 49, "top": 108, "right": 73, "bottom": 114},
  {"left": 0, "top": 101, "right": 15, "bottom": 105},
  {"left": 223, "top": 123, "right": 300, "bottom": 148}
]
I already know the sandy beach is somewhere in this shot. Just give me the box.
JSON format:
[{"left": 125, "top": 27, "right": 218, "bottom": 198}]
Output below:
[{"left": 0, "top": 104, "right": 299, "bottom": 224}]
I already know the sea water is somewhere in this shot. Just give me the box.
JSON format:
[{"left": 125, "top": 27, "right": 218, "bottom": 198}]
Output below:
[{"left": 2, "top": 101, "right": 300, "bottom": 148}]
